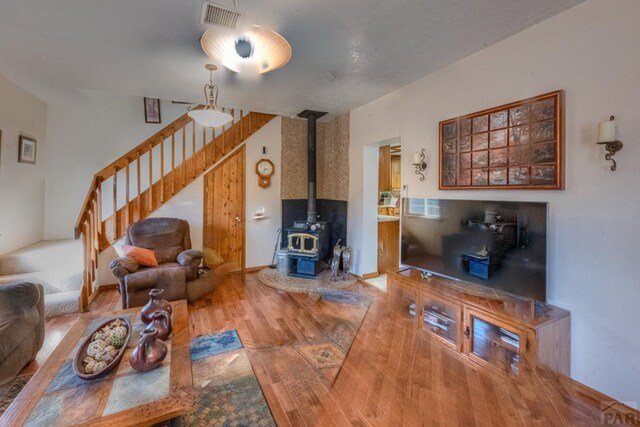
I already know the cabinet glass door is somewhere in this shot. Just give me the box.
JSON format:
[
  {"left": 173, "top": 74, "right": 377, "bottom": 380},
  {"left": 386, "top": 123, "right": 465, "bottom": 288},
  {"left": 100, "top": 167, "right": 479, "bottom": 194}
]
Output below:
[
  {"left": 388, "top": 282, "right": 417, "bottom": 322},
  {"left": 423, "top": 298, "right": 458, "bottom": 347},
  {"left": 470, "top": 316, "right": 521, "bottom": 374}
]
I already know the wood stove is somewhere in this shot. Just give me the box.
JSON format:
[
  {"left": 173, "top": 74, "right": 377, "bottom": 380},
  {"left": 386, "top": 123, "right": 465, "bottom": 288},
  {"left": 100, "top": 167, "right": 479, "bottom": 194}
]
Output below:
[
  {"left": 286, "top": 221, "right": 330, "bottom": 277},
  {"left": 286, "top": 110, "right": 331, "bottom": 278}
]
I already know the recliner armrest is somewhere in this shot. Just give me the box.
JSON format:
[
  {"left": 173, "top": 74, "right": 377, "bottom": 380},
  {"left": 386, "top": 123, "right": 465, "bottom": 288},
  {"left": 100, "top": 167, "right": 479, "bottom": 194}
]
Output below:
[
  {"left": 110, "top": 256, "right": 140, "bottom": 280},
  {"left": 177, "top": 249, "right": 203, "bottom": 268},
  {"left": 124, "top": 269, "right": 159, "bottom": 292}
]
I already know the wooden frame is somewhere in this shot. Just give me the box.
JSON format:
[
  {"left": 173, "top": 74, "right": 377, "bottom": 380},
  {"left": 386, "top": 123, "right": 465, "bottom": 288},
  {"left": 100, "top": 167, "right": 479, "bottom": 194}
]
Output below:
[
  {"left": 18, "top": 135, "right": 37, "bottom": 164},
  {"left": 439, "top": 90, "right": 564, "bottom": 190},
  {"left": 144, "top": 97, "right": 161, "bottom": 124}
]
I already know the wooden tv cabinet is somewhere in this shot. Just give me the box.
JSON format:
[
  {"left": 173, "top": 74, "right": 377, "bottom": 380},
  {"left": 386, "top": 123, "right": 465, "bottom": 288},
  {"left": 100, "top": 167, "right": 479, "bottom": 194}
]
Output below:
[{"left": 387, "top": 269, "right": 570, "bottom": 376}]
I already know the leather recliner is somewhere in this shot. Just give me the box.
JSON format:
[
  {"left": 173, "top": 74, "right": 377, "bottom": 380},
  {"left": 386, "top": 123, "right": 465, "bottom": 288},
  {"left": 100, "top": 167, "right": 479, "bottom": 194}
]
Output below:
[{"left": 110, "top": 218, "right": 205, "bottom": 308}]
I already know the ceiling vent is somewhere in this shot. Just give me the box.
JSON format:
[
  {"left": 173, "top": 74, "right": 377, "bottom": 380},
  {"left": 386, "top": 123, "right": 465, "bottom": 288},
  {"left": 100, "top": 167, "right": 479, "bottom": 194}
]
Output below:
[{"left": 201, "top": 1, "right": 243, "bottom": 29}]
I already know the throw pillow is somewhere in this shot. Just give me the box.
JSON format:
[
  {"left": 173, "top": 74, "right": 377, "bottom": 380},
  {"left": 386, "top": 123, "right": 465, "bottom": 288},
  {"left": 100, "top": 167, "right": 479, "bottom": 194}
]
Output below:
[{"left": 123, "top": 245, "right": 159, "bottom": 267}]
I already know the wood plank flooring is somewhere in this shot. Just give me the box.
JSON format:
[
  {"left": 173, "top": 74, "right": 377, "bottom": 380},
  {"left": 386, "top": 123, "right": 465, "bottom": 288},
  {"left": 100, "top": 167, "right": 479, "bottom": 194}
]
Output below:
[{"left": 24, "top": 273, "right": 620, "bottom": 426}]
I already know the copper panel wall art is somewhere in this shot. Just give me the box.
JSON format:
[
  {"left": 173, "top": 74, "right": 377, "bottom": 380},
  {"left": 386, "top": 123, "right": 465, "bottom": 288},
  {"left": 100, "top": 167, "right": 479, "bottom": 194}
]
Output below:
[{"left": 439, "top": 91, "right": 564, "bottom": 190}]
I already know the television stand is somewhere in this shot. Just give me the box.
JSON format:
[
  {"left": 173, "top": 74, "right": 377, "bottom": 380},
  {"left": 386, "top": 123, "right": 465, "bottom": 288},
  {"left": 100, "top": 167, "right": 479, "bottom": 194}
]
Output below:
[{"left": 388, "top": 268, "right": 570, "bottom": 376}]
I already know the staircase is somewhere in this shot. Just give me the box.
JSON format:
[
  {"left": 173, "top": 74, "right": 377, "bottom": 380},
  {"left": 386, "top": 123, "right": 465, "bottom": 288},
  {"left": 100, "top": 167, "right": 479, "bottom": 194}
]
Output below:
[{"left": 75, "top": 108, "right": 276, "bottom": 310}]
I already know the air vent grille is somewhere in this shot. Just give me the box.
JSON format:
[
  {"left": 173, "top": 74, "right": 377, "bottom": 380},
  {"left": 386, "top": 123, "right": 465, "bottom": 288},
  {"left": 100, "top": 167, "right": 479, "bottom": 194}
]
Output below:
[{"left": 201, "top": 2, "right": 243, "bottom": 29}]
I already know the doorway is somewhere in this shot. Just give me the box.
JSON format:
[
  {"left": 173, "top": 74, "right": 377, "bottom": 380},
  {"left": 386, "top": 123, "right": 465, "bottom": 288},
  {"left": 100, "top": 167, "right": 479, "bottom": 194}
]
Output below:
[
  {"left": 377, "top": 143, "right": 401, "bottom": 274},
  {"left": 203, "top": 146, "right": 245, "bottom": 272}
]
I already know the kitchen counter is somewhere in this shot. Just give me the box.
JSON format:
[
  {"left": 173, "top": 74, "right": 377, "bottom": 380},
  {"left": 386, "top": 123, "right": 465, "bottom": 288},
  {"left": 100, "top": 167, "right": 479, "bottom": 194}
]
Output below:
[{"left": 378, "top": 214, "right": 400, "bottom": 222}]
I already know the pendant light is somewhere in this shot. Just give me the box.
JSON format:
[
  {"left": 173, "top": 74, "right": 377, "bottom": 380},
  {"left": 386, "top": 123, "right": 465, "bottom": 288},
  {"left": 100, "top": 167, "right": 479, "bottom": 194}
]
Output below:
[{"left": 188, "top": 64, "right": 233, "bottom": 128}]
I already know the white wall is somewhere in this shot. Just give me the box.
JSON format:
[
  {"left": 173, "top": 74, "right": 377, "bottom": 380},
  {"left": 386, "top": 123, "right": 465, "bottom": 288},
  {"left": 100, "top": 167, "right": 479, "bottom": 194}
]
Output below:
[
  {"left": 44, "top": 91, "right": 187, "bottom": 239},
  {"left": 0, "top": 73, "right": 47, "bottom": 254},
  {"left": 245, "top": 117, "right": 282, "bottom": 268},
  {"left": 348, "top": 0, "right": 640, "bottom": 404}
]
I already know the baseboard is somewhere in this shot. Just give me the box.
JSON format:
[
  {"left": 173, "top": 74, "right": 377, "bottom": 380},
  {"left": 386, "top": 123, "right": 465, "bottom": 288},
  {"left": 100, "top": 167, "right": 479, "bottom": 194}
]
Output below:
[
  {"left": 359, "top": 272, "right": 379, "bottom": 280},
  {"left": 559, "top": 375, "right": 640, "bottom": 423},
  {"left": 96, "top": 283, "right": 119, "bottom": 290},
  {"left": 88, "top": 283, "right": 118, "bottom": 305},
  {"left": 245, "top": 265, "right": 269, "bottom": 273}
]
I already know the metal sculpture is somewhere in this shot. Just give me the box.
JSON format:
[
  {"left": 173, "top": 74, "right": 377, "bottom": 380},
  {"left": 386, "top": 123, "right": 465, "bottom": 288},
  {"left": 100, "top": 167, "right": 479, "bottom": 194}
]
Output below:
[{"left": 330, "top": 239, "right": 343, "bottom": 281}]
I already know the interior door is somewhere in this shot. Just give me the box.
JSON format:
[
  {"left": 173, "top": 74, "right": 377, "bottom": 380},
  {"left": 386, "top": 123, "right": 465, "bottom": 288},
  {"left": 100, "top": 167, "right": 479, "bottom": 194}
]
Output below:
[{"left": 203, "top": 146, "right": 245, "bottom": 272}]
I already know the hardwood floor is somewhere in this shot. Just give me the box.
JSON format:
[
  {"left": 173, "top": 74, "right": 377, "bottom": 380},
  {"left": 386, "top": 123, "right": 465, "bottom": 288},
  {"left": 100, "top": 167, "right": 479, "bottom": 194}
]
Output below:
[{"left": 26, "top": 273, "right": 618, "bottom": 426}]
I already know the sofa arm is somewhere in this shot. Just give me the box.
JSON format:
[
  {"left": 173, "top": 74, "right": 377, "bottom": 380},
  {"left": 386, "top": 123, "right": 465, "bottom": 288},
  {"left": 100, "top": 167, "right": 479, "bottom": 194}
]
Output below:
[
  {"left": 110, "top": 257, "right": 140, "bottom": 280},
  {"left": 177, "top": 249, "right": 203, "bottom": 268},
  {"left": 0, "top": 282, "right": 45, "bottom": 356},
  {"left": 0, "top": 282, "right": 43, "bottom": 319}
]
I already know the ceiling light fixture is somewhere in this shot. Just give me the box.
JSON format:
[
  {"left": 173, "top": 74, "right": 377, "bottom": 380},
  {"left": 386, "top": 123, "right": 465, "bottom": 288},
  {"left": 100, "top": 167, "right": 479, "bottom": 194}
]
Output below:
[
  {"left": 188, "top": 64, "right": 233, "bottom": 128},
  {"left": 201, "top": 25, "right": 292, "bottom": 75}
]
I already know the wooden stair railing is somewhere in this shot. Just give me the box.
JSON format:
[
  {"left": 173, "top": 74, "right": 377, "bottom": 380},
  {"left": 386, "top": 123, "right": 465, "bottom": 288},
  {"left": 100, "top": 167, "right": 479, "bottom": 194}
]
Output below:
[{"left": 74, "top": 109, "right": 276, "bottom": 310}]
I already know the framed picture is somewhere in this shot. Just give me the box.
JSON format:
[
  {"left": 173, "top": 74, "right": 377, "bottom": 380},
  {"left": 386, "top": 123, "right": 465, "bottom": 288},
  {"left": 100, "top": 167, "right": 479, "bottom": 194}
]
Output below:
[
  {"left": 439, "top": 90, "right": 564, "bottom": 190},
  {"left": 144, "top": 97, "right": 161, "bottom": 124},
  {"left": 18, "top": 135, "right": 37, "bottom": 165}
]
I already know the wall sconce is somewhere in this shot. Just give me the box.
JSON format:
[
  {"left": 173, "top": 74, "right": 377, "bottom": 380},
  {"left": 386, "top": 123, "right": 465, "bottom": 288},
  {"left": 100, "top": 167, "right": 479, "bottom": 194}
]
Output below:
[
  {"left": 597, "top": 116, "right": 623, "bottom": 171},
  {"left": 412, "top": 149, "right": 427, "bottom": 181}
]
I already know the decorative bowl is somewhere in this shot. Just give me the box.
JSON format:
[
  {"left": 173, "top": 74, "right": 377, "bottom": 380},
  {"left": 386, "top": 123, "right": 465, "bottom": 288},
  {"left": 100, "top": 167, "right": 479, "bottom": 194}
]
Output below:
[{"left": 73, "top": 317, "right": 132, "bottom": 380}]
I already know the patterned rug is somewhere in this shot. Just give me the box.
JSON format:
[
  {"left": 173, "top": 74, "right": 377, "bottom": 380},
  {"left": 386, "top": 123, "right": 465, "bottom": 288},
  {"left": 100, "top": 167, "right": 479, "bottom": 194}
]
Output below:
[
  {"left": 256, "top": 268, "right": 358, "bottom": 293},
  {"left": 0, "top": 374, "right": 32, "bottom": 417},
  {"left": 176, "top": 330, "right": 275, "bottom": 427},
  {"left": 252, "top": 288, "right": 372, "bottom": 386}
]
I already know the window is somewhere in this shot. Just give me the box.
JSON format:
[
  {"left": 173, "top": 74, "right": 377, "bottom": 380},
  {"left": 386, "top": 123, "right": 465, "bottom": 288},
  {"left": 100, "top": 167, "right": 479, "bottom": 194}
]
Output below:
[{"left": 407, "top": 198, "right": 441, "bottom": 219}]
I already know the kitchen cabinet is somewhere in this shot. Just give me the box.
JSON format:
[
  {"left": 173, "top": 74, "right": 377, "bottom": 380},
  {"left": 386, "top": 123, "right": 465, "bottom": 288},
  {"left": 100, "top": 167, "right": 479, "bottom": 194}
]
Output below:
[
  {"left": 378, "top": 219, "right": 399, "bottom": 273},
  {"left": 378, "top": 146, "right": 391, "bottom": 192},
  {"left": 391, "top": 156, "right": 401, "bottom": 190}
]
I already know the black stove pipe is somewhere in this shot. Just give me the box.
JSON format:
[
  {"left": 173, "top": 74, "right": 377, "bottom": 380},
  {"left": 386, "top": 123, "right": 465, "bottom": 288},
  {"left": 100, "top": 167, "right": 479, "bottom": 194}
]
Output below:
[
  {"left": 297, "top": 110, "right": 327, "bottom": 224},
  {"left": 306, "top": 113, "right": 317, "bottom": 223}
]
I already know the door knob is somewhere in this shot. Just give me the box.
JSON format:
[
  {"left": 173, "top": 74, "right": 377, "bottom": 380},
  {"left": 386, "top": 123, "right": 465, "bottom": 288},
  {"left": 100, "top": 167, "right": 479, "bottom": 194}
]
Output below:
[{"left": 235, "top": 216, "right": 242, "bottom": 223}]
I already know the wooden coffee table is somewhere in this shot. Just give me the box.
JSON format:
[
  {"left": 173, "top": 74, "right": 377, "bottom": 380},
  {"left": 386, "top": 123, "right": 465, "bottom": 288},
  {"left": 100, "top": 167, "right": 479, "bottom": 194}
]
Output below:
[{"left": 0, "top": 300, "right": 192, "bottom": 426}]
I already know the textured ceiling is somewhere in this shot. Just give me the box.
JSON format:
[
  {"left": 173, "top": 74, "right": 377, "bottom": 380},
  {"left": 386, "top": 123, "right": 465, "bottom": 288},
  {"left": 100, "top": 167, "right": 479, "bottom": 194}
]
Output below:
[{"left": 0, "top": 0, "right": 583, "bottom": 118}]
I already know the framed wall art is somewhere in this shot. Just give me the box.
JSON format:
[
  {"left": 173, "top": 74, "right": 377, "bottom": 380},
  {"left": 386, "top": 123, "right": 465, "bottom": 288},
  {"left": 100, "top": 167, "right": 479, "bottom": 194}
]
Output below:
[
  {"left": 439, "top": 90, "right": 564, "bottom": 190},
  {"left": 144, "top": 97, "right": 161, "bottom": 124},
  {"left": 18, "top": 135, "right": 37, "bottom": 165}
]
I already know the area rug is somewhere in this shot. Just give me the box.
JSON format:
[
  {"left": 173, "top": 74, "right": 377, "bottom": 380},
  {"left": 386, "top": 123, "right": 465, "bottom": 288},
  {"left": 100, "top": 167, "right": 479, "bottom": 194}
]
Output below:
[
  {"left": 256, "top": 268, "right": 358, "bottom": 293},
  {"left": 0, "top": 374, "right": 32, "bottom": 417},
  {"left": 177, "top": 330, "right": 276, "bottom": 427}
]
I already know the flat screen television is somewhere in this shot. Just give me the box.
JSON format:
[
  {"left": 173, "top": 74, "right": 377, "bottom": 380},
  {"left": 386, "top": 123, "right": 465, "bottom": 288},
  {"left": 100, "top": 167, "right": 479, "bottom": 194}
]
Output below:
[{"left": 401, "top": 199, "right": 547, "bottom": 302}]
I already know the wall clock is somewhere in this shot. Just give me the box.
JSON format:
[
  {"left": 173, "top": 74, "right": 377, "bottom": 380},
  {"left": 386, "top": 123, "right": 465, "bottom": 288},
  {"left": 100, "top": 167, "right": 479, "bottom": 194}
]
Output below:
[{"left": 255, "top": 158, "right": 275, "bottom": 188}]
